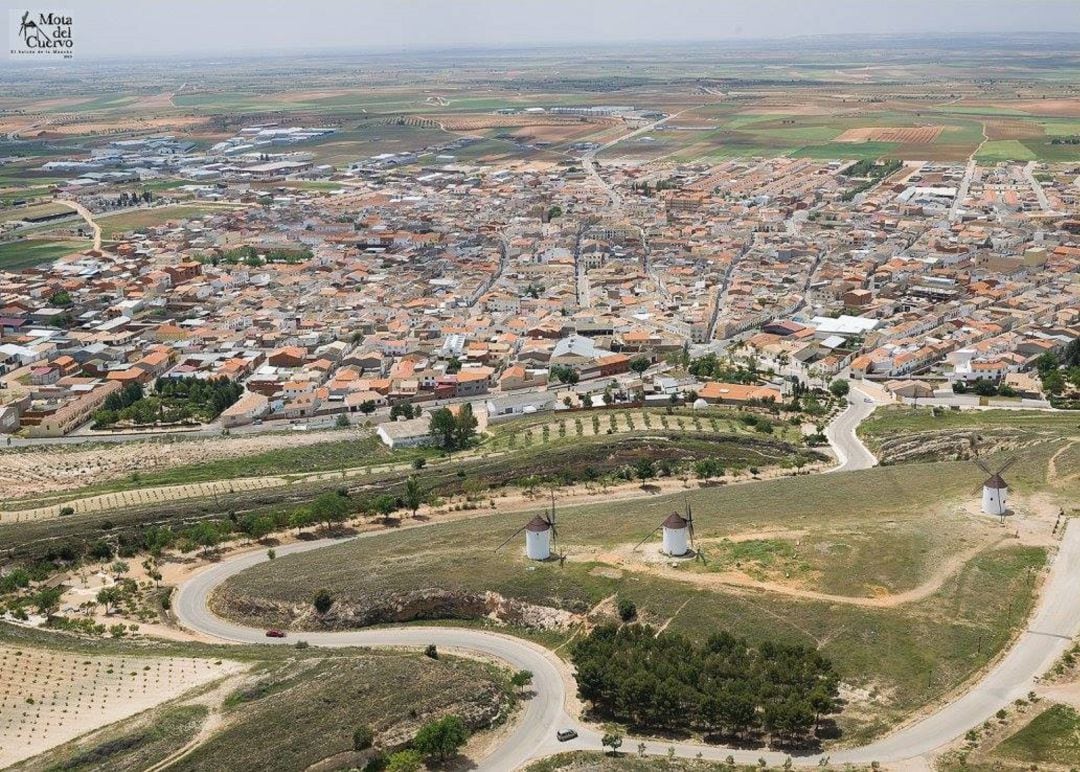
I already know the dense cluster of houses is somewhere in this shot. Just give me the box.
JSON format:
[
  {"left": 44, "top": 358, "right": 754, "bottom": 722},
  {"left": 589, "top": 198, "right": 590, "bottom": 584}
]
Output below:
[{"left": 0, "top": 148, "right": 1076, "bottom": 438}]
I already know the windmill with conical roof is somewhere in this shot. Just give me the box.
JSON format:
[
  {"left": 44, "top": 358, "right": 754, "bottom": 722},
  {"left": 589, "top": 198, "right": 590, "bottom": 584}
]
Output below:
[
  {"left": 634, "top": 497, "right": 699, "bottom": 558},
  {"left": 973, "top": 456, "right": 1016, "bottom": 520},
  {"left": 496, "top": 491, "right": 560, "bottom": 560}
]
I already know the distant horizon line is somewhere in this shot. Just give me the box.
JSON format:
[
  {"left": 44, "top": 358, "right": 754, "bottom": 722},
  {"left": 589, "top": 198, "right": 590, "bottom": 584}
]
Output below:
[{"left": 25, "top": 29, "right": 1080, "bottom": 64}]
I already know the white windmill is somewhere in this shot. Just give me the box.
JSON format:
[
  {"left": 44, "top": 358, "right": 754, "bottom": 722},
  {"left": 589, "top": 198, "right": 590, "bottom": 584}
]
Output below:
[
  {"left": 634, "top": 498, "right": 699, "bottom": 558},
  {"left": 496, "top": 493, "right": 560, "bottom": 561},
  {"left": 973, "top": 456, "right": 1016, "bottom": 520}
]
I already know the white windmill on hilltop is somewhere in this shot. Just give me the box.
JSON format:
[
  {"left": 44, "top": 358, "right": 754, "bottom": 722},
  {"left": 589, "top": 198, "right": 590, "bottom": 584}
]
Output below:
[
  {"left": 495, "top": 493, "right": 560, "bottom": 561},
  {"left": 634, "top": 498, "right": 700, "bottom": 559},
  {"left": 973, "top": 456, "right": 1017, "bottom": 520}
]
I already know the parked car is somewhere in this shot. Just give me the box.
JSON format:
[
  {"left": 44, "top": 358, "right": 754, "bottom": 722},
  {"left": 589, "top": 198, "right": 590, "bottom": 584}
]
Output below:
[
  {"left": 265, "top": 629, "right": 287, "bottom": 638},
  {"left": 556, "top": 729, "right": 578, "bottom": 742}
]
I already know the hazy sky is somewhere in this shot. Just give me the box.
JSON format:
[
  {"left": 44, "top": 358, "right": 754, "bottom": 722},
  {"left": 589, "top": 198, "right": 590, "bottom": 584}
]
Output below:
[{"left": 6, "top": 0, "right": 1080, "bottom": 57}]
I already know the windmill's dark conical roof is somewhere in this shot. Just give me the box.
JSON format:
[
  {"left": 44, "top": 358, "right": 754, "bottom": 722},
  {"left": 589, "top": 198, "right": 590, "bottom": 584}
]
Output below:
[
  {"left": 525, "top": 514, "right": 551, "bottom": 532},
  {"left": 984, "top": 474, "right": 1008, "bottom": 489},
  {"left": 661, "top": 512, "right": 688, "bottom": 529}
]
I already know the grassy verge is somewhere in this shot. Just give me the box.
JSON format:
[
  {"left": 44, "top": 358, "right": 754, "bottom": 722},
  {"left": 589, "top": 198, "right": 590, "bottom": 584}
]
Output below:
[
  {"left": 993, "top": 704, "right": 1080, "bottom": 765},
  {"left": 526, "top": 753, "right": 872, "bottom": 771}
]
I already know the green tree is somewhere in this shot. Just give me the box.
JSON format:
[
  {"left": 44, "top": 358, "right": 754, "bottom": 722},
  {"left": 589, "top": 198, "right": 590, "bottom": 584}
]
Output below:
[
  {"left": 96, "top": 586, "right": 122, "bottom": 614},
  {"left": 1034, "top": 351, "right": 1060, "bottom": 377},
  {"left": 289, "top": 507, "right": 314, "bottom": 534},
  {"left": 311, "top": 492, "right": 352, "bottom": 529},
  {"left": 1042, "top": 369, "right": 1065, "bottom": 396},
  {"left": 511, "top": 669, "right": 533, "bottom": 695},
  {"left": 634, "top": 458, "right": 655, "bottom": 483},
  {"left": 454, "top": 402, "right": 478, "bottom": 448},
  {"left": 352, "top": 725, "right": 375, "bottom": 751},
  {"left": 617, "top": 598, "right": 637, "bottom": 622},
  {"left": 403, "top": 476, "right": 425, "bottom": 517},
  {"left": 335, "top": 413, "right": 351, "bottom": 429},
  {"left": 359, "top": 400, "right": 377, "bottom": 415},
  {"left": 34, "top": 587, "right": 63, "bottom": 620},
  {"left": 187, "top": 521, "right": 224, "bottom": 555},
  {"left": 1064, "top": 338, "right": 1080, "bottom": 368},
  {"left": 550, "top": 364, "right": 580, "bottom": 385},
  {"left": 429, "top": 407, "right": 457, "bottom": 449},
  {"left": 571, "top": 623, "right": 837, "bottom": 741},
  {"left": 243, "top": 514, "right": 275, "bottom": 542},
  {"left": 629, "top": 356, "right": 651, "bottom": 375},
  {"left": 372, "top": 494, "right": 398, "bottom": 518},
  {"left": 828, "top": 379, "right": 850, "bottom": 398},
  {"left": 602, "top": 731, "right": 624, "bottom": 756},
  {"left": 386, "top": 749, "right": 422, "bottom": 772},
  {"left": 313, "top": 589, "right": 334, "bottom": 614},
  {"left": 972, "top": 379, "right": 998, "bottom": 397},
  {"left": 412, "top": 715, "right": 469, "bottom": 761},
  {"left": 694, "top": 457, "right": 723, "bottom": 482}
]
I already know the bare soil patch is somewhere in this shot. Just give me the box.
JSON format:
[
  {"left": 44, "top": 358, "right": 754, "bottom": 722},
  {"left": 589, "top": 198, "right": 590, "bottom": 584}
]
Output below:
[
  {"left": 32, "top": 115, "right": 210, "bottom": 138},
  {"left": 836, "top": 126, "right": 943, "bottom": 144},
  {"left": 0, "top": 645, "right": 241, "bottom": 768},
  {"left": 0, "top": 429, "right": 364, "bottom": 499},
  {"left": 435, "top": 114, "right": 617, "bottom": 132},
  {"left": 986, "top": 120, "right": 1045, "bottom": 141}
]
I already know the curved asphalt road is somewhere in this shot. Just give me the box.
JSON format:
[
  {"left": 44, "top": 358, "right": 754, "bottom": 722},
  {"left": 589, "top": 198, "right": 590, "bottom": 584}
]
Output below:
[
  {"left": 825, "top": 384, "right": 878, "bottom": 473},
  {"left": 175, "top": 541, "right": 572, "bottom": 772},
  {"left": 173, "top": 388, "right": 1080, "bottom": 768}
]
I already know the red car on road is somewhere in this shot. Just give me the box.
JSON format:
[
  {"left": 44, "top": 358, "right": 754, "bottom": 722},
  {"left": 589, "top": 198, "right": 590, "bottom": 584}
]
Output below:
[{"left": 265, "top": 629, "right": 287, "bottom": 638}]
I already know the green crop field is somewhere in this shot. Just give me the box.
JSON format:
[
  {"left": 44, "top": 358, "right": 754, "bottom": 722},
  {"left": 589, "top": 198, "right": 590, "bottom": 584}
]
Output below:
[
  {"left": 975, "top": 139, "right": 1039, "bottom": 162},
  {"left": 96, "top": 205, "right": 241, "bottom": 239},
  {"left": 0, "top": 238, "right": 89, "bottom": 270}
]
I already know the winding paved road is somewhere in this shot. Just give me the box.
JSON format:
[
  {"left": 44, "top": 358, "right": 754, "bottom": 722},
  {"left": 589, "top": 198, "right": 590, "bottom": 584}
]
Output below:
[
  {"left": 175, "top": 541, "right": 571, "bottom": 771},
  {"left": 825, "top": 383, "right": 879, "bottom": 473},
  {"left": 834, "top": 522, "right": 1080, "bottom": 765},
  {"left": 172, "top": 390, "right": 1080, "bottom": 768}
]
